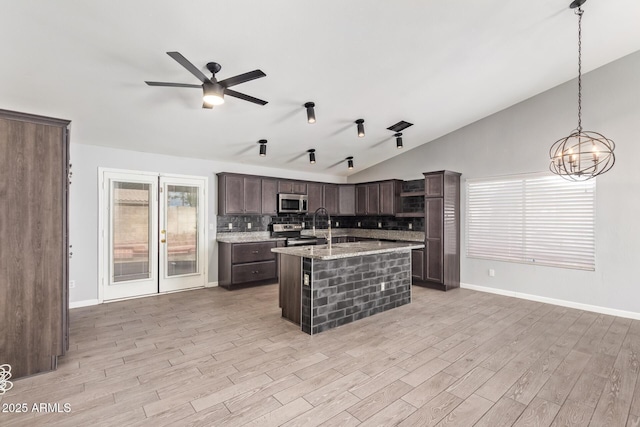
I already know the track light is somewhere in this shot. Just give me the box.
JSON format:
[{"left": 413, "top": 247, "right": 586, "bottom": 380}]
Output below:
[
  {"left": 304, "top": 102, "right": 316, "bottom": 124},
  {"left": 308, "top": 149, "right": 316, "bottom": 164},
  {"left": 202, "top": 82, "right": 225, "bottom": 106},
  {"left": 346, "top": 156, "right": 354, "bottom": 170},
  {"left": 258, "top": 139, "right": 267, "bottom": 157},
  {"left": 355, "top": 119, "right": 365, "bottom": 138},
  {"left": 395, "top": 133, "right": 403, "bottom": 149}
]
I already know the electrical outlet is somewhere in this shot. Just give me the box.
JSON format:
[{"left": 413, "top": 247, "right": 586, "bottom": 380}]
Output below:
[
  {"left": 381, "top": 282, "right": 385, "bottom": 291},
  {"left": 489, "top": 269, "right": 495, "bottom": 277},
  {"left": 301, "top": 222, "right": 305, "bottom": 228},
  {"left": 357, "top": 222, "right": 361, "bottom": 227},
  {"left": 228, "top": 223, "right": 233, "bottom": 230},
  {"left": 69, "top": 280, "right": 76, "bottom": 289},
  {"left": 408, "top": 223, "right": 413, "bottom": 230},
  {"left": 247, "top": 222, "right": 252, "bottom": 229},
  {"left": 303, "top": 274, "right": 310, "bottom": 286},
  {"left": 335, "top": 221, "right": 339, "bottom": 227},
  {"left": 378, "top": 222, "right": 382, "bottom": 228}
]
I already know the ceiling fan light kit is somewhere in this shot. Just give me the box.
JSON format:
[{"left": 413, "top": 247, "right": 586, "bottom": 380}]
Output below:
[
  {"left": 355, "top": 119, "right": 365, "bottom": 138},
  {"left": 145, "top": 52, "right": 267, "bottom": 109},
  {"left": 305, "top": 102, "right": 316, "bottom": 124},
  {"left": 203, "top": 82, "right": 225, "bottom": 106},
  {"left": 549, "top": 0, "right": 615, "bottom": 181}
]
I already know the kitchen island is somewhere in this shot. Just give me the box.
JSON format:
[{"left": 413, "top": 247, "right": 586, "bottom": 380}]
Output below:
[{"left": 272, "top": 241, "right": 424, "bottom": 334}]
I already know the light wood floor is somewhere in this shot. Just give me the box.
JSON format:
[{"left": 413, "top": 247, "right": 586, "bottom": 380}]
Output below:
[{"left": 2, "top": 284, "right": 640, "bottom": 427}]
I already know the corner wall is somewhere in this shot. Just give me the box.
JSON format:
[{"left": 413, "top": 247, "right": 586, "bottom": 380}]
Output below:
[{"left": 348, "top": 50, "right": 640, "bottom": 315}]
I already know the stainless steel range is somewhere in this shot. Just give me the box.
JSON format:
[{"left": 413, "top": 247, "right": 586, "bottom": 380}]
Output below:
[{"left": 271, "top": 224, "right": 320, "bottom": 247}]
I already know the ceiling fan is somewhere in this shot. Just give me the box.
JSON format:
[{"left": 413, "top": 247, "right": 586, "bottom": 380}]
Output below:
[{"left": 145, "top": 51, "right": 267, "bottom": 108}]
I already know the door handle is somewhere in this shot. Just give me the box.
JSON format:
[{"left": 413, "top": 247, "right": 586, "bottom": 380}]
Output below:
[{"left": 161, "top": 239, "right": 166, "bottom": 243}]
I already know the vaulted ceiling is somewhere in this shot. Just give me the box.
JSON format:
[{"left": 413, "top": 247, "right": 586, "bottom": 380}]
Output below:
[{"left": 2, "top": 0, "right": 639, "bottom": 176}]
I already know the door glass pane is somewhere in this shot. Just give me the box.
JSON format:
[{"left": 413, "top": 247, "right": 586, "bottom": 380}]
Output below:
[
  {"left": 112, "top": 182, "right": 151, "bottom": 282},
  {"left": 166, "top": 185, "right": 198, "bottom": 276}
]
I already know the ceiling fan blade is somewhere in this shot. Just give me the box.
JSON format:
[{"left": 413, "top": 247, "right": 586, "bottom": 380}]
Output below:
[
  {"left": 225, "top": 89, "right": 268, "bottom": 105},
  {"left": 145, "top": 81, "right": 202, "bottom": 88},
  {"left": 202, "top": 101, "right": 214, "bottom": 109},
  {"left": 218, "top": 70, "right": 266, "bottom": 88},
  {"left": 166, "top": 51, "right": 211, "bottom": 84}
]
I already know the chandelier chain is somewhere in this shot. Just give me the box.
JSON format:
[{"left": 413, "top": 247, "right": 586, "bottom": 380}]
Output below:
[{"left": 576, "top": 7, "right": 583, "bottom": 132}]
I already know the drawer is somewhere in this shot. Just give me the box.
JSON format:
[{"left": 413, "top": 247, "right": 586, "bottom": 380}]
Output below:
[
  {"left": 232, "top": 241, "right": 276, "bottom": 263},
  {"left": 232, "top": 260, "right": 276, "bottom": 284}
]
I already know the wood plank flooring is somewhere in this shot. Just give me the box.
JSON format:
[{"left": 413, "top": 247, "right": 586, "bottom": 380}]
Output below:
[{"left": 2, "top": 284, "right": 640, "bottom": 426}]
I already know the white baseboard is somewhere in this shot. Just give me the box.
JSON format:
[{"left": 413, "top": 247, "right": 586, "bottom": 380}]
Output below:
[
  {"left": 69, "top": 299, "right": 100, "bottom": 309},
  {"left": 460, "top": 282, "right": 640, "bottom": 320},
  {"left": 206, "top": 281, "right": 219, "bottom": 288}
]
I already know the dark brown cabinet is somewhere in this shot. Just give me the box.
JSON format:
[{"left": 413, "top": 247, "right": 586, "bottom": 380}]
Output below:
[
  {"left": 218, "top": 173, "right": 262, "bottom": 214},
  {"left": 412, "top": 249, "right": 424, "bottom": 279},
  {"left": 338, "top": 185, "right": 356, "bottom": 216},
  {"left": 0, "top": 109, "right": 70, "bottom": 379},
  {"left": 278, "top": 180, "right": 307, "bottom": 194},
  {"left": 218, "top": 241, "right": 278, "bottom": 288},
  {"left": 323, "top": 184, "right": 339, "bottom": 215},
  {"left": 355, "top": 180, "right": 399, "bottom": 216},
  {"left": 307, "top": 182, "right": 323, "bottom": 213},
  {"left": 261, "top": 178, "right": 278, "bottom": 215},
  {"left": 379, "top": 180, "right": 401, "bottom": 215},
  {"left": 415, "top": 171, "right": 461, "bottom": 291},
  {"left": 307, "top": 183, "right": 339, "bottom": 215},
  {"left": 356, "top": 183, "right": 379, "bottom": 215}
]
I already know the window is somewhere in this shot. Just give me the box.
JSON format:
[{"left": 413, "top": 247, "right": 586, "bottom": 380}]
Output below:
[{"left": 466, "top": 173, "right": 595, "bottom": 270}]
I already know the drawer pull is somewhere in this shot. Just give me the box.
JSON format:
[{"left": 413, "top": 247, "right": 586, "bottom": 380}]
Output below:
[{"left": 251, "top": 250, "right": 259, "bottom": 254}]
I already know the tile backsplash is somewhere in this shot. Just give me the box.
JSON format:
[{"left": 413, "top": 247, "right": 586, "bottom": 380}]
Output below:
[{"left": 217, "top": 214, "right": 423, "bottom": 233}]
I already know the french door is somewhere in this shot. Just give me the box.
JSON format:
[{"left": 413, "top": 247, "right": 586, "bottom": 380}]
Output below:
[{"left": 100, "top": 170, "right": 207, "bottom": 301}]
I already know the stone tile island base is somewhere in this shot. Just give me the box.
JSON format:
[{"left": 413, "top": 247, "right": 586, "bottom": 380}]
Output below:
[{"left": 300, "top": 251, "right": 412, "bottom": 334}]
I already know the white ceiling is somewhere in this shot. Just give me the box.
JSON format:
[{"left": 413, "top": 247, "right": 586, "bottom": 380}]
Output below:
[{"left": 2, "top": 0, "right": 639, "bottom": 177}]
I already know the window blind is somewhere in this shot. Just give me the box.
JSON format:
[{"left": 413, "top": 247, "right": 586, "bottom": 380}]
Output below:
[{"left": 466, "top": 173, "right": 595, "bottom": 270}]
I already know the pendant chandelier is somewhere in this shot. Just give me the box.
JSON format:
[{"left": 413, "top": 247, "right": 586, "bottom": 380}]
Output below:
[{"left": 549, "top": 0, "right": 615, "bottom": 181}]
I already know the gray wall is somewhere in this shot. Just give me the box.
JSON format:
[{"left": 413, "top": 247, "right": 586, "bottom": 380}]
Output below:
[
  {"left": 349, "top": 50, "right": 640, "bottom": 314},
  {"left": 68, "top": 144, "right": 345, "bottom": 303}
]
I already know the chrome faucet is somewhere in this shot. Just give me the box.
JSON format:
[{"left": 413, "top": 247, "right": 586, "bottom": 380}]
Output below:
[{"left": 312, "top": 207, "right": 332, "bottom": 249}]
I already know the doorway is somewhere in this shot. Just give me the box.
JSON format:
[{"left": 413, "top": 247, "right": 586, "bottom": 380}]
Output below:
[{"left": 99, "top": 169, "right": 208, "bottom": 301}]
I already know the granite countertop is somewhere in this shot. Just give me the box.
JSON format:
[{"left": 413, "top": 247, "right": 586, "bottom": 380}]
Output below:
[
  {"left": 271, "top": 241, "right": 425, "bottom": 260},
  {"left": 216, "top": 232, "right": 286, "bottom": 243},
  {"left": 217, "top": 228, "right": 425, "bottom": 244}
]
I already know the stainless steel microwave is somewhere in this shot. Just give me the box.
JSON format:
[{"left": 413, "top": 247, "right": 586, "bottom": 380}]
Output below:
[{"left": 278, "top": 193, "right": 308, "bottom": 214}]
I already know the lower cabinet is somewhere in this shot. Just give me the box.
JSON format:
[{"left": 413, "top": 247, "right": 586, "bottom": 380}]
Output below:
[
  {"left": 218, "top": 241, "right": 278, "bottom": 289},
  {"left": 412, "top": 249, "right": 424, "bottom": 279}
]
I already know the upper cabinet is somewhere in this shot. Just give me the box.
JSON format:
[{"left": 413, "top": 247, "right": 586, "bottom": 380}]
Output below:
[
  {"left": 278, "top": 180, "right": 307, "bottom": 194},
  {"left": 323, "top": 184, "right": 339, "bottom": 215},
  {"left": 218, "top": 173, "right": 262, "bottom": 215},
  {"left": 217, "top": 173, "right": 401, "bottom": 217},
  {"left": 355, "top": 180, "right": 400, "bottom": 216},
  {"left": 308, "top": 183, "right": 339, "bottom": 215},
  {"left": 261, "top": 178, "right": 278, "bottom": 215},
  {"left": 338, "top": 185, "right": 356, "bottom": 216},
  {"left": 307, "top": 182, "right": 323, "bottom": 213}
]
